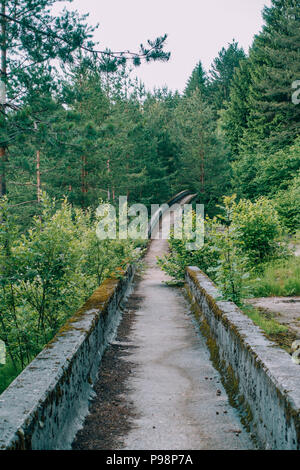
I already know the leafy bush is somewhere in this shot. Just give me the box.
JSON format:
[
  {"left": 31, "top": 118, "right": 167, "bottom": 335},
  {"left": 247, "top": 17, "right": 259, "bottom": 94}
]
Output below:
[
  {"left": 157, "top": 216, "right": 220, "bottom": 281},
  {"left": 0, "top": 194, "right": 137, "bottom": 381},
  {"left": 159, "top": 194, "right": 284, "bottom": 304},
  {"left": 232, "top": 196, "right": 282, "bottom": 266},
  {"left": 273, "top": 173, "right": 300, "bottom": 233},
  {"left": 247, "top": 256, "right": 300, "bottom": 297},
  {"left": 208, "top": 196, "right": 251, "bottom": 304}
]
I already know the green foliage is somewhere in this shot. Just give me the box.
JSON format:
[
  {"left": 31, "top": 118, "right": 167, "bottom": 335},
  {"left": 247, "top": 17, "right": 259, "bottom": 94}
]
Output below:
[
  {"left": 157, "top": 217, "right": 219, "bottom": 281},
  {"left": 232, "top": 196, "right": 282, "bottom": 265},
  {"left": 171, "top": 90, "right": 231, "bottom": 215},
  {"left": 1, "top": 0, "right": 299, "bottom": 393},
  {"left": 6, "top": 67, "right": 182, "bottom": 222},
  {"left": 247, "top": 256, "right": 300, "bottom": 297},
  {"left": 0, "top": 193, "right": 137, "bottom": 383},
  {"left": 221, "top": 59, "right": 251, "bottom": 157},
  {"left": 225, "top": 0, "right": 300, "bottom": 204},
  {"left": 207, "top": 41, "right": 245, "bottom": 112},
  {"left": 241, "top": 304, "right": 288, "bottom": 336},
  {"left": 232, "top": 138, "right": 300, "bottom": 201},
  {"left": 184, "top": 61, "right": 207, "bottom": 97},
  {"left": 242, "top": 0, "right": 300, "bottom": 151},
  {"left": 159, "top": 194, "right": 284, "bottom": 304},
  {"left": 208, "top": 195, "right": 250, "bottom": 304},
  {"left": 0, "top": 360, "right": 23, "bottom": 395},
  {"left": 158, "top": 196, "right": 249, "bottom": 304},
  {"left": 273, "top": 172, "right": 300, "bottom": 232}
]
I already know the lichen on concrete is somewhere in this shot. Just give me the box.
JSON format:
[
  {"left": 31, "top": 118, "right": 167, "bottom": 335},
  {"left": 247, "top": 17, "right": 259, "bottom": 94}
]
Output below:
[
  {"left": 0, "top": 265, "right": 135, "bottom": 450},
  {"left": 185, "top": 266, "right": 300, "bottom": 450}
]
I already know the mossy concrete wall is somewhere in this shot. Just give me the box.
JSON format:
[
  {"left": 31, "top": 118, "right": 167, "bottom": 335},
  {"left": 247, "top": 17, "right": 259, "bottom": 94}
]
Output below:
[
  {"left": 0, "top": 265, "right": 135, "bottom": 450},
  {"left": 186, "top": 266, "right": 300, "bottom": 450}
]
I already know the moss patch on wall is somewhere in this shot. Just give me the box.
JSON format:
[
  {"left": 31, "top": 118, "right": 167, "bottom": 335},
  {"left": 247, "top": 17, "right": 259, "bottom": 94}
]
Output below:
[{"left": 185, "top": 283, "right": 258, "bottom": 446}]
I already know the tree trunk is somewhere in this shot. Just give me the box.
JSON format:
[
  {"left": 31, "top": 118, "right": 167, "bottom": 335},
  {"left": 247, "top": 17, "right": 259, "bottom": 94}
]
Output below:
[
  {"left": 34, "top": 122, "right": 41, "bottom": 203},
  {"left": 200, "top": 148, "right": 205, "bottom": 193},
  {"left": 36, "top": 150, "right": 41, "bottom": 202},
  {"left": 0, "top": 0, "right": 7, "bottom": 197},
  {"left": 81, "top": 155, "right": 87, "bottom": 207}
]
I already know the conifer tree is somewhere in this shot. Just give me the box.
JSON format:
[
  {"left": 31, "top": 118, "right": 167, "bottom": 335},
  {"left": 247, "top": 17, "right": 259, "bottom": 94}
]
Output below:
[
  {"left": 207, "top": 40, "right": 245, "bottom": 112},
  {"left": 221, "top": 58, "right": 251, "bottom": 157},
  {"left": 229, "top": 0, "right": 300, "bottom": 199},
  {"left": 241, "top": 0, "right": 300, "bottom": 152},
  {"left": 0, "top": 0, "right": 170, "bottom": 197},
  {"left": 172, "top": 90, "right": 231, "bottom": 215},
  {"left": 184, "top": 61, "right": 207, "bottom": 97}
]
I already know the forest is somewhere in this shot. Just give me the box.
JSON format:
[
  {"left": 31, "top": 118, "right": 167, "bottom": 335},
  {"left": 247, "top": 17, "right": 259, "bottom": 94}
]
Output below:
[{"left": 0, "top": 0, "right": 299, "bottom": 392}]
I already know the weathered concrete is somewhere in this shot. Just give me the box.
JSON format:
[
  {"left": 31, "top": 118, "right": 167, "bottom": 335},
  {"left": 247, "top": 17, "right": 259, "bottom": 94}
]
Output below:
[
  {"left": 0, "top": 190, "right": 195, "bottom": 450},
  {"left": 246, "top": 297, "right": 300, "bottom": 339},
  {"left": 186, "top": 267, "right": 300, "bottom": 450},
  {"left": 0, "top": 266, "right": 135, "bottom": 450},
  {"left": 115, "top": 211, "right": 254, "bottom": 450}
]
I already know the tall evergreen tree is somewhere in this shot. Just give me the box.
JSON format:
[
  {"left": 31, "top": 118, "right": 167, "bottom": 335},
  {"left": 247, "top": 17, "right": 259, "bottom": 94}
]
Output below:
[
  {"left": 207, "top": 40, "right": 245, "bottom": 112},
  {"left": 221, "top": 58, "right": 251, "bottom": 157},
  {"left": 229, "top": 0, "right": 300, "bottom": 199},
  {"left": 240, "top": 0, "right": 300, "bottom": 152},
  {"left": 0, "top": 0, "right": 96, "bottom": 196},
  {"left": 172, "top": 90, "right": 231, "bottom": 215},
  {"left": 184, "top": 61, "right": 207, "bottom": 97},
  {"left": 0, "top": 0, "right": 170, "bottom": 197}
]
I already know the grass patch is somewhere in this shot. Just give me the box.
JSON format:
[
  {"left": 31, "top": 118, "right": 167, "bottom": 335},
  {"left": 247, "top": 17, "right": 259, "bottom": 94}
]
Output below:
[
  {"left": 241, "top": 304, "right": 288, "bottom": 336},
  {"left": 0, "top": 360, "right": 22, "bottom": 395},
  {"left": 246, "top": 256, "right": 300, "bottom": 297},
  {"left": 242, "top": 303, "right": 296, "bottom": 351}
]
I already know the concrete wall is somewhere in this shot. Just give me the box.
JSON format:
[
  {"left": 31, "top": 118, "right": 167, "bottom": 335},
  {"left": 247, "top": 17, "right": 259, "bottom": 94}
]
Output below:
[
  {"left": 185, "top": 266, "right": 300, "bottom": 450},
  {"left": 0, "top": 265, "right": 135, "bottom": 450}
]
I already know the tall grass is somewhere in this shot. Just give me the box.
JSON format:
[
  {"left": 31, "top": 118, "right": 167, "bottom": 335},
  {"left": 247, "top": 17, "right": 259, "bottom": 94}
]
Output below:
[
  {"left": 241, "top": 304, "right": 288, "bottom": 336},
  {"left": 247, "top": 256, "right": 300, "bottom": 298}
]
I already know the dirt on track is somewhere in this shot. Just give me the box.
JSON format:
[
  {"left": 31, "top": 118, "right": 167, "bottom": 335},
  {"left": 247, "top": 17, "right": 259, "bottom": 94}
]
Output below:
[
  {"left": 72, "top": 287, "right": 143, "bottom": 450},
  {"left": 72, "top": 202, "right": 254, "bottom": 451}
]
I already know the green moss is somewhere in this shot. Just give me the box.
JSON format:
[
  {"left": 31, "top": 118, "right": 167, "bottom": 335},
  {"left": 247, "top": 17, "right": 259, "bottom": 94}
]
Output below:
[
  {"left": 186, "top": 271, "right": 300, "bottom": 449},
  {"left": 45, "top": 273, "right": 124, "bottom": 348},
  {"left": 185, "top": 281, "right": 257, "bottom": 442}
]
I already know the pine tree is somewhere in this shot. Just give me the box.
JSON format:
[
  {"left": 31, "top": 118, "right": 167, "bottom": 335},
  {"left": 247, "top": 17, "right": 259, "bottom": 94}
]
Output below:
[
  {"left": 0, "top": 0, "right": 97, "bottom": 196},
  {"left": 184, "top": 61, "right": 207, "bottom": 97},
  {"left": 171, "top": 90, "right": 231, "bottom": 215},
  {"left": 221, "top": 58, "right": 251, "bottom": 157},
  {"left": 230, "top": 0, "right": 300, "bottom": 199},
  {"left": 241, "top": 0, "right": 300, "bottom": 152},
  {"left": 0, "top": 0, "right": 170, "bottom": 197},
  {"left": 207, "top": 40, "right": 245, "bottom": 112}
]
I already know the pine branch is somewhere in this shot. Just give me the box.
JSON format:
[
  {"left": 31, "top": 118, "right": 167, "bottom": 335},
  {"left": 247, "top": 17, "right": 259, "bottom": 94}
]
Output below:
[{"left": 0, "top": 12, "right": 170, "bottom": 63}]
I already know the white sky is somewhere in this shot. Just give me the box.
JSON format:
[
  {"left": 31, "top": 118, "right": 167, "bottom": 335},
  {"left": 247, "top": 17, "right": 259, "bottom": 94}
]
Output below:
[{"left": 58, "top": 0, "right": 272, "bottom": 92}]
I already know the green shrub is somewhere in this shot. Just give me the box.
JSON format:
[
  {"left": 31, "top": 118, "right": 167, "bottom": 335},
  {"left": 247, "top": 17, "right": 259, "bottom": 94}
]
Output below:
[
  {"left": 273, "top": 173, "right": 300, "bottom": 233},
  {"left": 0, "top": 361, "right": 23, "bottom": 395},
  {"left": 232, "top": 196, "right": 282, "bottom": 266},
  {"left": 157, "top": 216, "right": 220, "bottom": 281},
  {"left": 247, "top": 256, "right": 300, "bottom": 297},
  {"left": 0, "top": 193, "right": 137, "bottom": 388},
  {"left": 159, "top": 195, "right": 285, "bottom": 304},
  {"left": 208, "top": 195, "right": 251, "bottom": 304}
]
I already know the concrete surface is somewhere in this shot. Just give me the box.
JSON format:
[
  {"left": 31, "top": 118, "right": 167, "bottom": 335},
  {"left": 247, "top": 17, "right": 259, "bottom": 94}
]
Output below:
[
  {"left": 0, "top": 266, "right": 135, "bottom": 450},
  {"left": 186, "top": 267, "right": 300, "bottom": 450},
  {"left": 247, "top": 297, "right": 300, "bottom": 338},
  {"left": 118, "top": 208, "right": 254, "bottom": 450}
]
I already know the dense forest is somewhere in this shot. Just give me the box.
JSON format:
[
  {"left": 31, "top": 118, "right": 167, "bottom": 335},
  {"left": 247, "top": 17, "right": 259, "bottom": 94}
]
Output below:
[
  {"left": 0, "top": 0, "right": 299, "bottom": 391},
  {"left": 2, "top": 0, "right": 300, "bottom": 226}
]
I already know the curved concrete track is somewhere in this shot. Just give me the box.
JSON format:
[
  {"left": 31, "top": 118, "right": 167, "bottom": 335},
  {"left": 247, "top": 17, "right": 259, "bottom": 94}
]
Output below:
[{"left": 73, "top": 201, "right": 254, "bottom": 450}]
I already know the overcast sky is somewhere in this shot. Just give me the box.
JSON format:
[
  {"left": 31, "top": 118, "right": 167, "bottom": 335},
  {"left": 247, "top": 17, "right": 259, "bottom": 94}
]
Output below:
[{"left": 58, "top": 0, "right": 272, "bottom": 92}]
